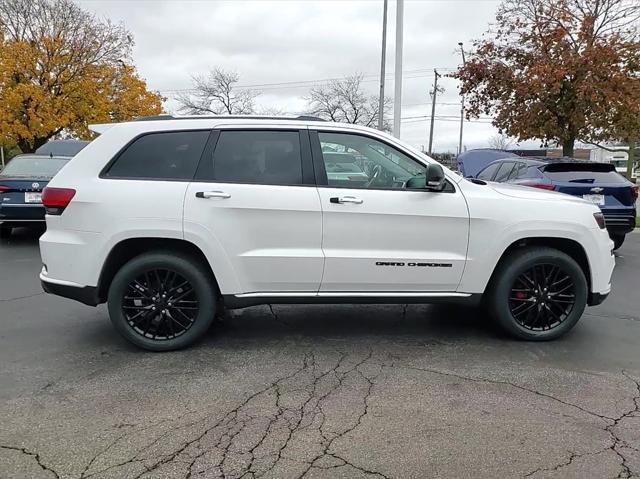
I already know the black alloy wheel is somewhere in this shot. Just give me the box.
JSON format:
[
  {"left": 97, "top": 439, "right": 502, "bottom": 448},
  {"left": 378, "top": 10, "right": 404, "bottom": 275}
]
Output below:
[
  {"left": 108, "top": 251, "right": 216, "bottom": 351},
  {"left": 123, "top": 269, "right": 199, "bottom": 340},
  {"left": 486, "top": 246, "right": 587, "bottom": 341},
  {"left": 508, "top": 263, "right": 575, "bottom": 331}
]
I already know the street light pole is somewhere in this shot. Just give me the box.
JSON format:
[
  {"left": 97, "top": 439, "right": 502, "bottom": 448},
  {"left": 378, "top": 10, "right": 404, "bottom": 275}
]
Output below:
[
  {"left": 457, "top": 42, "right": 466, "bottom": 156},
  {"left": 378, "top": 0, "right": 388, "bottom": 131},
  {"left": 392, "top": 0, "right": 404, "bottom": 138}
]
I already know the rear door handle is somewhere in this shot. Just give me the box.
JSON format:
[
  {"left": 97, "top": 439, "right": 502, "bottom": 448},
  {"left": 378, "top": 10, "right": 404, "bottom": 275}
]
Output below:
[
  {"left": 196, "top": 191, "right": 231, "bottom": 199},
  {"left": 330, "top": 196, "right": 363, "bottom": 204}
]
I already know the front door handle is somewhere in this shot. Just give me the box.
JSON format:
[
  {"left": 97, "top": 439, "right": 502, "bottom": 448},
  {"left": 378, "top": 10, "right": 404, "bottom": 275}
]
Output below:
[
  {"left": 196, "top": 191, "right": 231, "bottom": 199},
  {"left": 330, "top": 196, "right": 363, "bottom": 204}
]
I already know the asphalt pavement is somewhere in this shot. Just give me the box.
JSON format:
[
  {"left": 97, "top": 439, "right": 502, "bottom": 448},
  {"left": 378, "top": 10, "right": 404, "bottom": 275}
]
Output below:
[{"left": 1, "top": 229, "right": 639, "bottom": 479}]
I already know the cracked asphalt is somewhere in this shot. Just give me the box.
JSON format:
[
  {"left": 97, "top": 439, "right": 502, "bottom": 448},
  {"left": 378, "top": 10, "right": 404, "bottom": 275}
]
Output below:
[{"left": 1, "top": 229, "right": 640, "bottom": 479}]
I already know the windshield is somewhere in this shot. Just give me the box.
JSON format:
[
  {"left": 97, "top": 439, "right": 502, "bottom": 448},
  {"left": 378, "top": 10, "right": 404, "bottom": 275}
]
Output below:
[
  {"left": 542, "top": 163, "right": 627, "bottom": 184},
  {"left": 0, "top": 157, "right": 69, "bottom": 178}
]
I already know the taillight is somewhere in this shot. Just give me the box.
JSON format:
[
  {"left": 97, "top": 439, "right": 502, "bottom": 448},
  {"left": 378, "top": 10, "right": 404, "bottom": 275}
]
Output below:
[
  {"left": 42, "top": 187, "right": 76, "bottom": 215},
  {"left": 0, "top": 185, "right": 9, "bottom": 193},
  {"left": 519, "top": 180, "right": 555, "bottom": 191},
  {"left": 593, "top": 212, "right": 606, "bottom": 229},
  {"left": 632, "top": 185, "right": 638, "bottom": 202}
]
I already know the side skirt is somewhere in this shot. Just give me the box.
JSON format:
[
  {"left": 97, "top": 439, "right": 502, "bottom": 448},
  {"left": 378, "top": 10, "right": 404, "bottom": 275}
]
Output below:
[{"left": 222, "top": 292, "right": 483, "bottom": 309}]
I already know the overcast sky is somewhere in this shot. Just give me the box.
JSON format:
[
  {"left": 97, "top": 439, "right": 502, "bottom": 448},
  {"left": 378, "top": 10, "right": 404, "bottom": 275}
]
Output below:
[{"left": 78, "top": 0, "right": 518, "bottom": 153}]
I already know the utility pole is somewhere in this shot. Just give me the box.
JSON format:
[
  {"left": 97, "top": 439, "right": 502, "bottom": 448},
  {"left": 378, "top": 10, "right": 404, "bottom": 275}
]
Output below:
[
  {"left": 377, "top": 0, "right": 388, "bottom": 131},
  {"left": 392, "top": 0, "right": 404, "bottom": 138},
  {"left": 0, "top": 146, "right": 4, "bottom": 168},
  {"left": 428, "top": 69, "right": 441, "bottom": 155},
  {"left": 457, "top": 42, "right": 467, "bottom": 157}
]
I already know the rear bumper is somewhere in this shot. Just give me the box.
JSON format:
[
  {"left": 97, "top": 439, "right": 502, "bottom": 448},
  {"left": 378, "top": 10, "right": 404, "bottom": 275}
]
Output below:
[
  {"left": 603, "top": 210, "right": 636, "bottom": 235},
  {"left": 0, "top": 204, "right": 46, "bottom": 221},
  {"left": 40, "top": 273, "right": 99, "bottom": 306}
]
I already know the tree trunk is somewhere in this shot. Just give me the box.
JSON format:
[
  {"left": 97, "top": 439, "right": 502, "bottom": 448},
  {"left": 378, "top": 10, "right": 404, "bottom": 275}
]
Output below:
[
  {"left": 562, "top": 138, "right": 575, "bottom": 157},
  {"left": 16, "top": 136, "right": 50, "bottom": 154},
  {"left": 16, "top": 139, "right": 34, "bottom": 154},
  {"left": 626, "top": 139, "right": 635, "bottom": 181}
]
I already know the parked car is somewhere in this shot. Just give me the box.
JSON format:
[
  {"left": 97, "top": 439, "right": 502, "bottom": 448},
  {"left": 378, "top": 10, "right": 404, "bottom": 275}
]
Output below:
[
  {"left": 40, "top": 115, "right": 614, "bottom": 351},
  {"left": 475, "top": 157, "right": 637, "bottom": 249},
  {"left": 0, "top": 155, "right": 71, "bottom": 238},
  {"left": 457, "top": 148, "right": 519, "bottom": 177},
  {"left": 322, "top": 151, "right": 369, "bottom": 185},
  {"left": 35, "top": 139, "right": 90, "bottom": 157}
]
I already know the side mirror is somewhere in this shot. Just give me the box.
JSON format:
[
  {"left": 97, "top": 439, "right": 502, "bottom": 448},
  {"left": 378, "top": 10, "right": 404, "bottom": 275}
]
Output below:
[
  {"left": 425, "top": 163, "right": 446, "bottom": 191},
  {"left": 406, "top": 164, "right": 446, "bottom": 191}
]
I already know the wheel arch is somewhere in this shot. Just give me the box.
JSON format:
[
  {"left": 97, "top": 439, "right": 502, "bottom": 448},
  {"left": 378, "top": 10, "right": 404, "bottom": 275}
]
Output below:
[
  {"left": 96, "top": 237, "right": 221, "bottom": 303},
  {"left": 488, "top": 237, "right": 592, "bottom": 295}
]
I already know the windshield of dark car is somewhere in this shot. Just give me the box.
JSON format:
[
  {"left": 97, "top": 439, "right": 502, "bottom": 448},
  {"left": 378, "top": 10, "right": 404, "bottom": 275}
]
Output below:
[{"left": 0, "top": 157, "right": 69, "bottom": 178}]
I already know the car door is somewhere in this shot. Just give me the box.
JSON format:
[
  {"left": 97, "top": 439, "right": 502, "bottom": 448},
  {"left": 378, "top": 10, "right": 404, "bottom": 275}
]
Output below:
[
  {"left": 310, "top": 129, "right": 469, "bottom": 293},
  {"left": 183, "top": 126, "right": 323, "bottom": 294}
]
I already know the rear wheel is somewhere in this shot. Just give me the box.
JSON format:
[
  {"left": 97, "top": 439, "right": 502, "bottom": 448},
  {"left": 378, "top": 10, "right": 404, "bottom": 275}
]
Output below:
[
  {"left": 107, "top": 251, "right": 216, "bottom": 351},
  {"left": 486, "top": 247, "right": 587, "bottom": 341},
  {"left": 611, "top": 234, "right": 625, "bottom": 251}
]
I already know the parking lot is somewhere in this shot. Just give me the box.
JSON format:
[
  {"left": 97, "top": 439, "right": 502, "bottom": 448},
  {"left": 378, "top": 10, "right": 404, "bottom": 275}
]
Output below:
[{"left": 0, "top": 229, "right": 638, "bottom": 479}]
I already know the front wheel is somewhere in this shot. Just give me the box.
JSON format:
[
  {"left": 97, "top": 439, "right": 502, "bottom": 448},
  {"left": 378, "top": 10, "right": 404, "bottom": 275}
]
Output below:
[
  {"left": 107, "top": 251, "right": 217, "bottom": 351},
  {"left": 486, "top": 247, "right": 588, "bottom": 341},
  {"left": 611, "top": 234, "right": 625, "bottom": 251}
]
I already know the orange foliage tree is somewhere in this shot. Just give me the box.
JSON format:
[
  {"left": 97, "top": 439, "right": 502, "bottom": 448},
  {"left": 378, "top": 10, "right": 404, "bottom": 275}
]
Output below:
[
  {"left": 0, "top": 0, "right": 163, "bottom": 153},
  {"left": 455, "top": 0, "right": 640, "bottom": 167}
]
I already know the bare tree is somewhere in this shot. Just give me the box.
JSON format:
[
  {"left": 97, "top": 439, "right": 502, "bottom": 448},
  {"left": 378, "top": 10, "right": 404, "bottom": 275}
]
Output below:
[
  {"left": 306, "top": 74, "right": 391, "bottom": 130},
  {"left": 177, "top": 68, "right": 259, "bottom": 115},
  {"left": 488, "top": 134, "right": 514, "bottom": 150}
]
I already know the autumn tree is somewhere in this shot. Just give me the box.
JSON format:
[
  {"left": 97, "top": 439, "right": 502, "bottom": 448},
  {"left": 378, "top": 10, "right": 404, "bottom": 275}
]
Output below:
[
  {"left": 0, "top": 0, "right": 163, "bottom": 153},
  {"left": 456, "top": 0, "right": 640, "bottom": 162},
  {"left": 177, "top": 68, "right": 259, "bottom": 115},
  {"left": 306, "top": 74, "right": 391, "bottom": 129}
]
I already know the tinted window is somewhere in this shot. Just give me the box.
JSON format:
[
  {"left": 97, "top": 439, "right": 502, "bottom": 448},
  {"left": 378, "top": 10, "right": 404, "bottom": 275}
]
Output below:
[
  {"left": 493, "top": 162, "right": 516, "bottom": 182},
  {"left": 543, "top": 164, "right": 628, "bottom": 183},
  {"left": 206, "top": 130, "right": 302, "bottom": 185},
  {"left": 507, "top": 162, "right": 523, "bottom": 180},
  {"left": 0, "top": 157, "right": 69, "bottom": 178},
  {"left": 476, "top": 162, "right": 500, "bottom": 180},
  {"left": 106, "top": 131, "right": 209, "bottom": 180},
  {"left": 318, "top": 132, "right": 424, "bottom": 189}
]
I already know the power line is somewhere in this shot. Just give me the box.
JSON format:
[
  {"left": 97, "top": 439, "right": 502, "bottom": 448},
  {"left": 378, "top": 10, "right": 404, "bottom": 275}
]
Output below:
[{"left": 158, "top": 67, "right": 457, "bottom": 94}]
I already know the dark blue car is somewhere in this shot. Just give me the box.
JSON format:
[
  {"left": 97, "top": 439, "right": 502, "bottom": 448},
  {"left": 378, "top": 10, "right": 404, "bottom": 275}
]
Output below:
[
  {"left": 0, "top": 155, "right": 71, "bottom": 238},
  {"left": 475, "top": 157, "right": 637, "bottom": 250}
]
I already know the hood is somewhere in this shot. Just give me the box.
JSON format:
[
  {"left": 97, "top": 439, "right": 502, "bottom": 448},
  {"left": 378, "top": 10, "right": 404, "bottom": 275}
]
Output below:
[{"left": 487, "top": 181, "right": 591, "bottom": 205}]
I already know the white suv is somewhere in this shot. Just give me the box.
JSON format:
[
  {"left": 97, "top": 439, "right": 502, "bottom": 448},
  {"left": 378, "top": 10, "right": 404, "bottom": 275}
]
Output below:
[{"left": 39, "top": 115, "right": 615, "bottom": 350}]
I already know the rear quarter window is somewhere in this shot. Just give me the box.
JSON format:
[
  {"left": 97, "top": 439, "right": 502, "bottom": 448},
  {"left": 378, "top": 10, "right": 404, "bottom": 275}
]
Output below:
[{"left": 104, "top": 131, "right": 210, "bottom": 180}]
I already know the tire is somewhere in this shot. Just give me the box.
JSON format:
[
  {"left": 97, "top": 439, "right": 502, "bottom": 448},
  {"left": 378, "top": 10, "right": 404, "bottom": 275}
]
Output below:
[
  {"left": 486, "top": 246, "right": 588, "bottom": 341},
  {"left": 107, "top": 251, "right": 217, "bottom": 351},
  {"left": 0, "top": 225, "right": 12, "bottom": 239},
  {"left": 611, "top": 234, "right": 625, "bottom": 251}
]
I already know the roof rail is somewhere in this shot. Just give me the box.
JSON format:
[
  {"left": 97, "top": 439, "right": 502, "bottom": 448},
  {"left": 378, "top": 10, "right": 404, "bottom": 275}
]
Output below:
[{"left": 134, "top": 114, "right": 327, "bottom": 122}]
